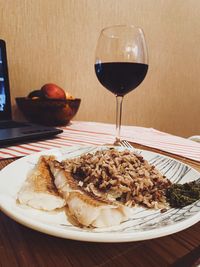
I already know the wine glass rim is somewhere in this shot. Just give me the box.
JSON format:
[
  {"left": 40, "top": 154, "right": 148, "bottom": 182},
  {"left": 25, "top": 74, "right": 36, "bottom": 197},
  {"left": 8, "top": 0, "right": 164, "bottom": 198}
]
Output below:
[{"left": 101, "top": 24, "right": 144, "bottom": 36}]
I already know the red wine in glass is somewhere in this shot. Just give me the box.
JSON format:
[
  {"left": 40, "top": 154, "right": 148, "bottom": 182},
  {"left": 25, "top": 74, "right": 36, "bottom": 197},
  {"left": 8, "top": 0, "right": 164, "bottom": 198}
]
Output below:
[
  {"left": 95, "top": 62, "right": 148, "bottom": 96},
  {"left": 94, "top": 25, "right": 148, "bottom": 144}
]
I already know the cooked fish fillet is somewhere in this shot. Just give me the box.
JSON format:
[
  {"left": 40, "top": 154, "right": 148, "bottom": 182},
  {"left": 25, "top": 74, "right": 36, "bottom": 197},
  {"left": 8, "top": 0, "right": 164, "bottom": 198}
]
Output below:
[
  {"left": 17, "top": 156, "right": 66, "bottom": 211},
  {"left": 49, "top": 160, "right": 130, "bottom": 228}
]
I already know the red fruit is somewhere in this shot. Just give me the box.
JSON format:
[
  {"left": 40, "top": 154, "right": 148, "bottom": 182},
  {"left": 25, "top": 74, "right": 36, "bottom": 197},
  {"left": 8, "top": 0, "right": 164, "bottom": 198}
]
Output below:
[{"left": 41, "top": 83, "right": 66, "bottom": 100}]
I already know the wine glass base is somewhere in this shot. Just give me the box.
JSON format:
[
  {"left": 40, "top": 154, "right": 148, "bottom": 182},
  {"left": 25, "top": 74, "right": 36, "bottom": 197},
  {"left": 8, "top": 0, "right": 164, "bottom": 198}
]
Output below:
[{"left": 113, "top": 139, "right": 121, "bottom": 146}]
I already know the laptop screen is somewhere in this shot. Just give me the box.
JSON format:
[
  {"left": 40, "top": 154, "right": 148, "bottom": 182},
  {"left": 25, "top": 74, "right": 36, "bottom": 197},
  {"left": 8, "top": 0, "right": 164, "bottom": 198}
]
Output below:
[{"left": 0, "top": 39, "right": 12, "bottom": 120}]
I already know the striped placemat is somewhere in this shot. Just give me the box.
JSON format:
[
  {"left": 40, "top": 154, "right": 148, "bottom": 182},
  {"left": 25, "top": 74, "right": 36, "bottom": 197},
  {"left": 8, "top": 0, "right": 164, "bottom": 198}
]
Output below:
[{"left": 0, "top": 121, "right": 200, "bottom": 161}]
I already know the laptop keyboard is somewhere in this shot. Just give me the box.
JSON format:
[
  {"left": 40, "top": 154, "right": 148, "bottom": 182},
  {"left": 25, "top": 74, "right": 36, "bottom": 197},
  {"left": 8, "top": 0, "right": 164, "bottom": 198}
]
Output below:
[{"left": 0, "top": 121, "right": 29, "bottom": 129}]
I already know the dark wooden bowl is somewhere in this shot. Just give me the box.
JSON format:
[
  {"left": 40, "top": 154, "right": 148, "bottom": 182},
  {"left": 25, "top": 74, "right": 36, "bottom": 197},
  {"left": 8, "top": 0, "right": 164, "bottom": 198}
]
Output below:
[{"left": 16, "top": 97, "right": 81, "bottom": 126}]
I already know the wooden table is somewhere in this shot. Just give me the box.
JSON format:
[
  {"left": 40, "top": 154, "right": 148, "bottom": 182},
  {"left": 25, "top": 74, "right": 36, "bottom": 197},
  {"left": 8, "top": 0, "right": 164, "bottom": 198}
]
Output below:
[{"left": 0, "top": 143, "right": 200, "bottom": 267}]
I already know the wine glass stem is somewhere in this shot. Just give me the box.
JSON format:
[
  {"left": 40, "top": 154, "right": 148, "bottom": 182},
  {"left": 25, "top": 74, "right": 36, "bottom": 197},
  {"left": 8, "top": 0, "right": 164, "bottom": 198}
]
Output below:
[{"left": 115, "top": 95, "right": 124, "bottom": 144}]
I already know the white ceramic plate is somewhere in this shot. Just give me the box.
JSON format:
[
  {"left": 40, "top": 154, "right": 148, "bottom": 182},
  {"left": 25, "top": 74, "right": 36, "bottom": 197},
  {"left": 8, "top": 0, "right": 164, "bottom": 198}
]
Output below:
[{"left": 0, "top": 145, "right": 200, "bottom": 243}]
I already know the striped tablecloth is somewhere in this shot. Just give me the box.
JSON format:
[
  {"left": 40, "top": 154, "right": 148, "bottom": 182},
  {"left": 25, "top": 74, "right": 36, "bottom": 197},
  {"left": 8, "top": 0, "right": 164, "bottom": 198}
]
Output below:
[{"left": 1, "top": 121, "right": 200, "bottom": 161}]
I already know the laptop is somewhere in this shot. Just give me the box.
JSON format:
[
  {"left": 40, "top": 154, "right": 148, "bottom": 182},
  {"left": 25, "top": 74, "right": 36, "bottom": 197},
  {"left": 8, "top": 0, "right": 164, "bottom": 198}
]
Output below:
[{"left": 0, "top": 39, "right": 63, "bottom": 146}]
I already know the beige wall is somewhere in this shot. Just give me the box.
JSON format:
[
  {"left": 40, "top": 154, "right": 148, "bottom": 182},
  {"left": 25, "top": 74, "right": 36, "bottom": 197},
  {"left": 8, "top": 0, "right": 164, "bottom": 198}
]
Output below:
[{"left": 0, "top": 0, "right": 200, "bottom": 137}]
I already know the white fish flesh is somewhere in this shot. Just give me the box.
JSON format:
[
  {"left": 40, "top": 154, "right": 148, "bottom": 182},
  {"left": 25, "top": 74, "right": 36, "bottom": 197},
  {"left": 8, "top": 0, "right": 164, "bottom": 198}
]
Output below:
[
  {"left": 17, "top": 156, "right": 66, "bottom": 211},
  {"left": 49, "top": 160, "right": 130, "bottom": 228}
]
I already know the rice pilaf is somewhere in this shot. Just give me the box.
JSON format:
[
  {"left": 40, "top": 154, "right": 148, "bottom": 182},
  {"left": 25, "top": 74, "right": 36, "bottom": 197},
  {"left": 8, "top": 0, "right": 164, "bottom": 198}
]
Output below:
[{"left": 61, "top": 148, "right": 172, "bottom": 209}]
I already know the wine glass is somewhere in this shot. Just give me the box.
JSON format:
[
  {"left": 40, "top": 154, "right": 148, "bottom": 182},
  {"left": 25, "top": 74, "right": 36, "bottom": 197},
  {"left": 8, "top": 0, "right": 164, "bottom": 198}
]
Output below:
[{"left": 94, "top": 25, "right": 148, "bottom": 145}]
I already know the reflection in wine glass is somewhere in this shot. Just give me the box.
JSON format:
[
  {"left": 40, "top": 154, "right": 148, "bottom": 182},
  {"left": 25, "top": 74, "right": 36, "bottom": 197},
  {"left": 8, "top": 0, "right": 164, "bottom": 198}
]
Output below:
[{"left": 94, "top": 25, "right": 148, "bottom": 144}]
